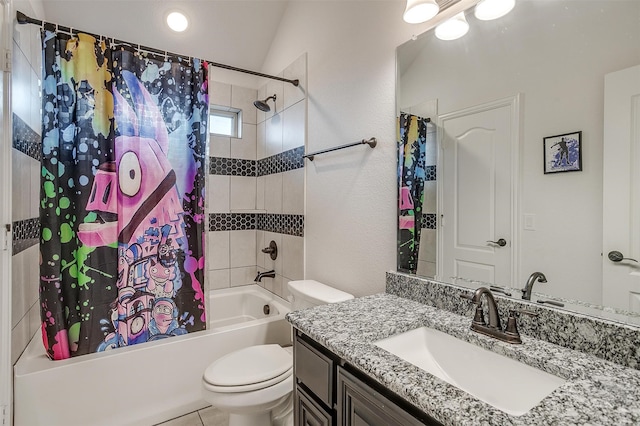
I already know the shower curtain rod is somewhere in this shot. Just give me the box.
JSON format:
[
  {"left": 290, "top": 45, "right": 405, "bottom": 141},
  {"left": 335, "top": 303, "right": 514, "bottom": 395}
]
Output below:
[
  {"left": 15, "top": 11, "right": 299, "bottom": 87},
  {"left": 303, "top": 138, "right": 378, "bottom": 161}
]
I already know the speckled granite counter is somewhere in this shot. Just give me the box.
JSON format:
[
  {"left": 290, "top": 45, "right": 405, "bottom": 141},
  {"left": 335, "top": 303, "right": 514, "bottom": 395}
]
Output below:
[{"left": 286, "top": 293, "right": 640, "bottom": 425}]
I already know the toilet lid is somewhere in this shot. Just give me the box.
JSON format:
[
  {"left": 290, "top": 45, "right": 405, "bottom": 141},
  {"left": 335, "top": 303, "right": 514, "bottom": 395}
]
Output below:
[{"left": 204, "top": 344, "right": 293, "bottom": 389}]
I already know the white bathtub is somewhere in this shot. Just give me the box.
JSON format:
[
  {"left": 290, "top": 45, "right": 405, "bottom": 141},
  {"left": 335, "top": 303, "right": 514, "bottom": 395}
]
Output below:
[{"left": 13, "top": 285, "right": 292, "bottom": 426}]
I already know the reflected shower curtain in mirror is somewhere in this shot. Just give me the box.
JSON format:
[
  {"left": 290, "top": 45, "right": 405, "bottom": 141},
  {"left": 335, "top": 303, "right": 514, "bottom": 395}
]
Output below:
[
  {"left": 39, "top": 28, "right": 209, "bottom": 359},
  {"left": 397, "top": 113, "right": 427, "bottom": 274}
]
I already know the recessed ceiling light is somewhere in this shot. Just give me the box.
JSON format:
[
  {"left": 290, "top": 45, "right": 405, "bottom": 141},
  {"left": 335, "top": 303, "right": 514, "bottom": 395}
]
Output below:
[{"left": 166, "top": 11, "right": 189, "bottom": 32}]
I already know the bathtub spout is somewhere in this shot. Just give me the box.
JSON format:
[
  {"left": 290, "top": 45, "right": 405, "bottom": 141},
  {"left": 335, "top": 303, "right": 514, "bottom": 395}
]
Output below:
[{"left": 255, "top": 270, "right": 276, "bottom": 282}]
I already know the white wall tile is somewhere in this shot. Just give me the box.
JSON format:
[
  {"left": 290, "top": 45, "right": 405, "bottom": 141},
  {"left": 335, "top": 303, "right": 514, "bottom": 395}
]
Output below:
[
  {"left": 231, "top": 86, "right": 257, "bottom": 125},
  {"left": 257, "top": 121, "right": 266, "bottom": 160},
  {"left": 256, "top": 176, "right": 265, "bottom": 211},
  {"left": 12, "top": 150, "right": 31, "bottom": 221},
  {"left": 256, "top": 231, "right": 265, "bottom": 269},
  {"left": 262, "top": 231, "right": 283, "bottom": 273},
  {"left": 265, "top": 173, "right": 283, "bottom": 214},
  {"left": 25, "top": 245, "right": 40, "bottom": 307},
  {"left": 30, "top": 159, "right": 40, "bottom": 219},
  {"left": 283, "top": 53, "right": 307, "bottom": 110},
  {"left": 230, "top": 176, "right": 256, "bottom": 210},
  {"left": 230, "top": 266, "right": 257, "bottom": 287},
  {"left": 11, "top": 251, "right": 26, "bottom": 328},
  {"left": 28, "top": 301, "right": 40, "bottom": 339},
  {"left": 265, "top": 114, "right": 283, "bottom": 157},
  {"left": 210, "top": 135, "right": 231, "bottom": 158},
  {"left": 11, "top": 315, "right": 30, "bottom": 365},
  {"left": 211, "top": 81, "right": 232, "bottom": 107},
  {"left": 230, "top": 230, "right": 257, "bottom": 268},
  {"left": 264, "top": 274, "right": 283, "bottom": 297},
  {"left": 282, "top": 168, "right": 304, "bottom": 215},
  {"left": 256, "top": 85, "right": 267, "bottom": 124},
  {"left": 208, "top": 269, "right": 231, "bottom": 290},
  {"left": 282, "top": 235, "right": 304, "bottom": 281},
  {"left": 282, "top": 100, "right": 306, "bottom": 152},
  {"left": 265, "top": 78, "right": 284, "bottom": 118},
  {"left": 230, "top": 123, "right": 256, "bottom": 160},
  {"left": 207, "top": 231, "right": 230, "bottom": 270},
  {"left": 11, "top": 42, "right": 31, "bottom": 124},
  {"left": 419, "top": 229, "right": 437, "bottom": 263},
  {"left": 424, "top": 181, "right": 437, "bottom": 213},
  {"left": 207, "top": 175, "right": 230, "bottom": 213}
]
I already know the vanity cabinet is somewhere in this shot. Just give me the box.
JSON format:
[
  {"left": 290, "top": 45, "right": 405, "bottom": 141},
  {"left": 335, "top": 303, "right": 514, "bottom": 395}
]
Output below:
[{"left": 293, "top": 329, "right": 441, "bottom": 426}]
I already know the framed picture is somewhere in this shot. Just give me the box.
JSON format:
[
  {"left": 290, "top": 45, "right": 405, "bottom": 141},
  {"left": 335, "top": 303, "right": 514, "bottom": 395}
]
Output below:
[{"left": 543, "top": 131, "right": 582, "bottom": 174}]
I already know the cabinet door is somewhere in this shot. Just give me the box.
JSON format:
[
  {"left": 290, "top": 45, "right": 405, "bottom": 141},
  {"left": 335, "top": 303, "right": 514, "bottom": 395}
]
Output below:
[
  {"left": 337, "top": 367, "right": 425, "bottom": 426},
  {"left": 296, "top": 385, "right": 333, "bottom": 426}
]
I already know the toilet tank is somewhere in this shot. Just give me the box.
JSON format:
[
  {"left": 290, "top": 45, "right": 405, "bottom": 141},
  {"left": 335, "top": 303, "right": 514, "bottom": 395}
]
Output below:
[{"left": 287, "top": 280, "right": 354, "bottom": 310}]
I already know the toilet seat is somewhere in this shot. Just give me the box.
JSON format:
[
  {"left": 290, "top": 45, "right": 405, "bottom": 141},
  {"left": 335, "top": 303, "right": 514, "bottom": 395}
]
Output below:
[{"left": 203, "top": 344, "right": 293, "bottom": 393}]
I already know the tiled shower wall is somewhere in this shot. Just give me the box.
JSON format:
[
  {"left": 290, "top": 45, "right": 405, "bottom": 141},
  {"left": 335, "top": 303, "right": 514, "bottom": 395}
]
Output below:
[
  {"left": 207, "top": 53, "right": 307, "bottom": 300},
  {"left": 11, "top": 20, "right": 42, "bottom": 364}
]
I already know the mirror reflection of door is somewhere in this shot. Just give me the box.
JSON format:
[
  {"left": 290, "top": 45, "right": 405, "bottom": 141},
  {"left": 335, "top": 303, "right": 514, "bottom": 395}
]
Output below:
[
  {"left": 438, "top": 96, "right": 519, "bottom": 287},
  {"left": 603, "top": 64, "right": 640, "bottom": 312}
]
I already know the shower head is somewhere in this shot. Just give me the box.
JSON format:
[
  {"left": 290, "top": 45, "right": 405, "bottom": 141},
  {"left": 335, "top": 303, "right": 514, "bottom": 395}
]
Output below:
[{"left": 254, "top": 94, "right": 276, "bottom": 112}]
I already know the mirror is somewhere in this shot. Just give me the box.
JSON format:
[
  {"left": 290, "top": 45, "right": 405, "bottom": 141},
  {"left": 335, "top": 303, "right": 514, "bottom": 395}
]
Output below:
[{"left": 396, "top": 0, "right": 640, "bottom": 324}]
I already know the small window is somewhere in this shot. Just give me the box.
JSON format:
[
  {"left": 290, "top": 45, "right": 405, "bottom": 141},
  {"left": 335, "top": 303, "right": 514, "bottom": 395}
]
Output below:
[{"left": 209, "top": 105, "right": 242, "bottom": 138}]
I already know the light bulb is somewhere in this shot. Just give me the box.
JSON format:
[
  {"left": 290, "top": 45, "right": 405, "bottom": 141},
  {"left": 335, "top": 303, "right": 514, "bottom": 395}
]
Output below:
[
  {"left": 474, "top": 0, "right": 516, "bottom": 21},
  {"left": 166, "top": 11, "right": 189, "bottom": 32},
  {"left": 403, "top": 0, "right": 440, "bottom": 24},
  {"left": 435, "top": 12, "right": 469, "bottom": 41}
]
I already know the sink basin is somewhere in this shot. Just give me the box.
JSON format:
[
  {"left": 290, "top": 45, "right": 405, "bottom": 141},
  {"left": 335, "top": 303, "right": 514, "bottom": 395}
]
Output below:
[{"left": 374, "top": 327, "right": 565, "bottom": 416}]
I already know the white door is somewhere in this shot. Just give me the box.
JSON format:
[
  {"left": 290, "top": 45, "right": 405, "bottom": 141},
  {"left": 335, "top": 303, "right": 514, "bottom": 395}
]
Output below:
[
  {"left": 602, "top": 64, "right": 640, "bottom": 312},
  {"left": 438, "top": 96, "right": 519, "bottom": 288}
]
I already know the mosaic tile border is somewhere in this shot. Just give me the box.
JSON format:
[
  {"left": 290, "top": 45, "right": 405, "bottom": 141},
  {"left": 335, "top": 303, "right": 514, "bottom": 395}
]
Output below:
[
  {"left": 13, "top": 113, "right": 41, "bottom": 161},
  {"left": 208, "top": 213, "right": 256, "bottom": 231},
  {"left": 12, "top": 217, "right": 40, "bottom": 255},
  {"left": 257, "top": 146, "right": 305, "bottom": 177},
  {"left": 420, "top": 213, "right": 437, "bottom": 229},
  {"left": 425, "top": 165, "right": 436, "bottom": 181},
  {"left": 208, "top": 213, "right": 304, "bottom": 237},
  {"left": 209, "top": 146, "right": 305, "bottom": 178},
  {"left": 209, "top": 157, "right": 256, "bottom": 177},
  {"left": 257, "top": 213, "right": 304, "bottom": 237}
]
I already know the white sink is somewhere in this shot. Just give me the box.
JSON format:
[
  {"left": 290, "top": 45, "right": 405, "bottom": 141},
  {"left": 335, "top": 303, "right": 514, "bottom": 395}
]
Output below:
[{"left": 374, "top": 327, "right": 565, "bottom": 416}]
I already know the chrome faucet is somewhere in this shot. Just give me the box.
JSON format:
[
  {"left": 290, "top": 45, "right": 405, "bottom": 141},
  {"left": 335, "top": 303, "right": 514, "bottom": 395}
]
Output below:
[
  {"left": 254, "top": 270, "right": 275, "bottom": 282},
  {"left": 522, "top": 272, "right": 547, "bottom": 300},
  {"left": 461, "top": 287, "right": 538, "bottom": 344}
]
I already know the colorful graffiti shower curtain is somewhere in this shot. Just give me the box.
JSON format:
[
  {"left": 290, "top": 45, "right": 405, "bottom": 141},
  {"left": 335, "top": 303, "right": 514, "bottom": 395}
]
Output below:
[
  {"left": 397, "top": 113, "right": 428, "bottom": 274},
  {"left": 40, "top": 28, "right": 209, "bottom": 360}
]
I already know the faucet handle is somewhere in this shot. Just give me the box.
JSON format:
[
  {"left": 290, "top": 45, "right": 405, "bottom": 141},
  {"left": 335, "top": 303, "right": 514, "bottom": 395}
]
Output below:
[
  {"left": 504, "top": 309, "right": 538, "bottom": 342},
  {"left": 460, "top": 293, "right": 474, "bottom": 301},
  {"left": 509, "top": 309, "right": 538, "bottom": 318}
]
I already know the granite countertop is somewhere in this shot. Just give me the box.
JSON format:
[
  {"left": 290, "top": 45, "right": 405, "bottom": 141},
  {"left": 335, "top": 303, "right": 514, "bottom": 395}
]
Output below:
[{"left": 286, "top": 293, "right": 640, "bottom": 425}]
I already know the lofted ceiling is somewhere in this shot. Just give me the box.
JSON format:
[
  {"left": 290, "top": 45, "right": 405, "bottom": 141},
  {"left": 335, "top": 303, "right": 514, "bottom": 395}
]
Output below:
[{"left": 38, "top": 0, "right": 290, "bottom": 73}]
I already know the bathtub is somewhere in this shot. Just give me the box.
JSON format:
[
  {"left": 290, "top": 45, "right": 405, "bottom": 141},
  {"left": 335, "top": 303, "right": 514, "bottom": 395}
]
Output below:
[{"left": 13, "top": 285, "right": 292, "bottom": 426}]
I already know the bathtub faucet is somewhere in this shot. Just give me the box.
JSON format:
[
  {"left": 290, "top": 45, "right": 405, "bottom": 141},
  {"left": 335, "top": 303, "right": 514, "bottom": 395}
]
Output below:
[{"left": 255, "top": 270, "right": 276, "bottom": 282}]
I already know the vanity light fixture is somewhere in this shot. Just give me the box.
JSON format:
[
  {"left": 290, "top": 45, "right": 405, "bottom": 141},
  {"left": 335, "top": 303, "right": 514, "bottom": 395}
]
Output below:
[
  {"left": 474, "top": 0, "right": 516, "bottom": 21},
  {"left": 403, "top": 0, "right": 440, "bottom": 24},
  {"left": 435, "top": 12, "right": 469, "bottom": 40},
  {"left": 166, "top": 11, "right": 189, "bottom": 32}
]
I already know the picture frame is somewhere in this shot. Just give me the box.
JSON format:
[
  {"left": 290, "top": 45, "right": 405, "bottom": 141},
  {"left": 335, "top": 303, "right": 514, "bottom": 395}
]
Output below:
[{"left": 543, "top": 131, "right": 582, "bottom": 174}]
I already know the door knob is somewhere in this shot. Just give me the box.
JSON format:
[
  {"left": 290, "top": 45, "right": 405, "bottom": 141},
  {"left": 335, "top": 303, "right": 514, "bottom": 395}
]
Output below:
[
  {"left": 486, "top": 238, "right": 507, "bottom": 247},
  {"left": 607, "top": 251, "right": 638, "bottom": 263}
]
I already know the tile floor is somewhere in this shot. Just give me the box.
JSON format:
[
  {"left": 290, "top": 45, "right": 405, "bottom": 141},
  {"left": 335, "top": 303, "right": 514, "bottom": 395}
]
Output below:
[{"left": 155, "top": 406, "right": 229, "bottom": 426}]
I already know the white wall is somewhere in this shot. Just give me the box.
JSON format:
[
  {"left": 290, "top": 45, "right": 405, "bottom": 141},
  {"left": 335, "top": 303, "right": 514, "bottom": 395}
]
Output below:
[
  {"left": 262, "top": 1, "right": 431, "bottom": 297},
  {"left": 399, "top": 1, "right": 640, "bottom": 305}
]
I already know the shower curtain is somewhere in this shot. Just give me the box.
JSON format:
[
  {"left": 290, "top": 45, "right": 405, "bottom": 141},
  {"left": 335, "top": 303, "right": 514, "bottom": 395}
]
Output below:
[
  {"left": 397, "top": 113, "right": 428, "bottom": 274},
  {"left": 39, "top": 28, "right": 209, "bottom": 359}
]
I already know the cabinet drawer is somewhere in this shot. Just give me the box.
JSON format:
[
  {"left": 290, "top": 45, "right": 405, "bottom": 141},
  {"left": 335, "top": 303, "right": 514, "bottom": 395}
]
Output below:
[
  {"left": 295, "top": 386, "right": 333, "bottom": 426},
  {"left": 295, "top": 335, "right": 334, "bottom": 407}
]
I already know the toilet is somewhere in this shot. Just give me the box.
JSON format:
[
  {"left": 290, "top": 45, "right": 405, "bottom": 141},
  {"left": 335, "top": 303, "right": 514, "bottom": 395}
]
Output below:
[{"left": 201, "top": 280, "right": 354, "bottom": 426}]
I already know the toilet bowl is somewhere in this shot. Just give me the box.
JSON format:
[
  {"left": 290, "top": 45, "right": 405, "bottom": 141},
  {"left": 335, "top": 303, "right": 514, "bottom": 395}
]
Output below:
[{"left": 202, "top": 280, "right": 354, "bottom": 426}]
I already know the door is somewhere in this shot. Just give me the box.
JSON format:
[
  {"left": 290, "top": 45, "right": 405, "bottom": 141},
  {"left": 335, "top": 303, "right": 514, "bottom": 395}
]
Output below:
[
  {"left": 438, "top": 96, "right": 519, "bottom": 287},
  {"left": 602, "top": 64, "right": 640, "bottom": 312}
]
